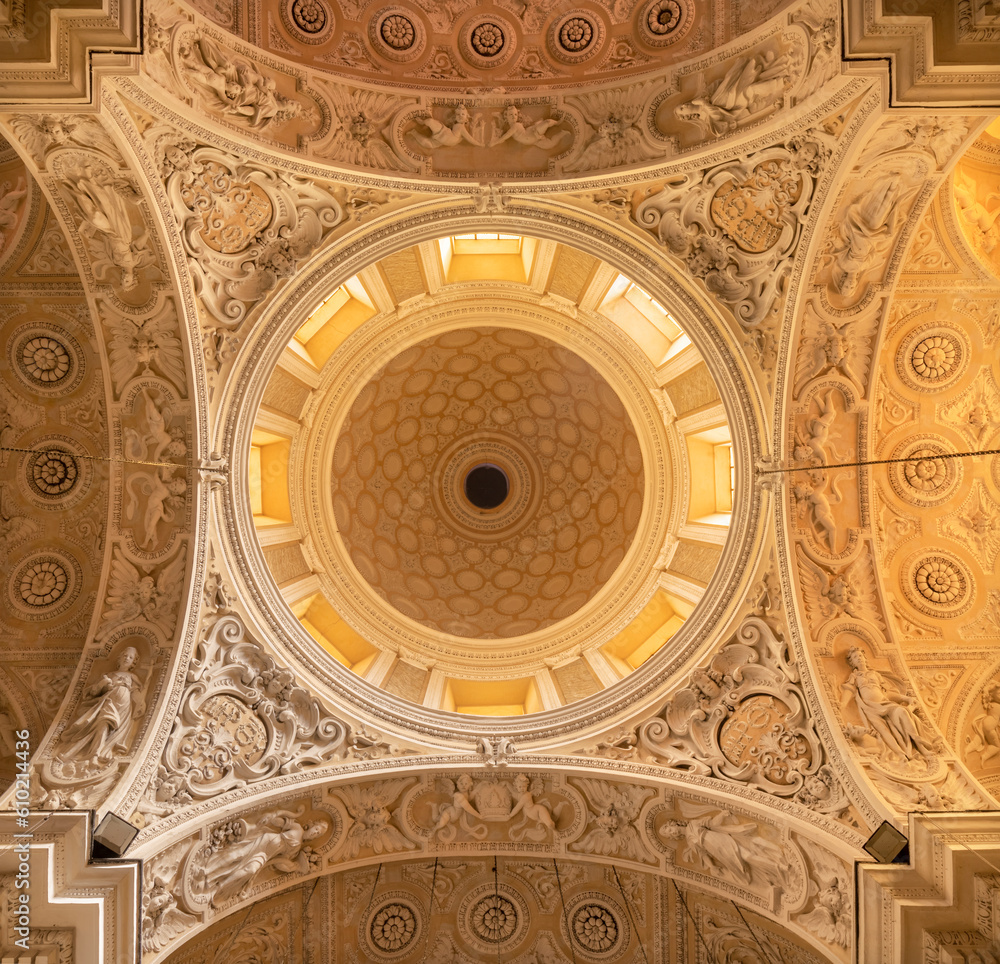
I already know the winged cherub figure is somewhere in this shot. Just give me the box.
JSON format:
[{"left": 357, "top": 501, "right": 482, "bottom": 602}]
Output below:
[
  {"left": 0, "top": 177, "right": 27, "bottom": 253},
  {"left": 99, "top": 547, "right": 186, "bottom": 639},
  {"left": 797, "top": 840, "right": 851, "bottom": 947},
  {"left": 575, "top": 779, "right": 651, "bottom": 859},
  {"left": 566, "top": 84, "right": 660, "bottom": 172},
  {"left": 796, "top": 547, "right": 882, "bottom": 630},
  {"left": 107, "top": 310, "right": 186, "bottom": 393},
  {"left": 410, "top": 104, "right": 484, "bottom": 151},
  {"left": 337, "top": 780, "right": 413, "bottom": 858}
]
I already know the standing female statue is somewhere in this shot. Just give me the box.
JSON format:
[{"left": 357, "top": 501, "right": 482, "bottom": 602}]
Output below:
[{"left": 59, "top": 647, "right": 144, "bottom": 768}]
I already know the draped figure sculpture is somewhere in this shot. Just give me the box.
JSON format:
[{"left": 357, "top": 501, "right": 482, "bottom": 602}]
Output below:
[
  {"left": 841, "top": 647, "right": 936, "bottom": 760},
  {"left": 197, "top": 811, "right": 328, "bottom": 906},
  {"left": 59, "top": 647, "right": 144, "bottom": 768},
  {"left": 659, "top": 810, "right": 790, "bottom": 888}
]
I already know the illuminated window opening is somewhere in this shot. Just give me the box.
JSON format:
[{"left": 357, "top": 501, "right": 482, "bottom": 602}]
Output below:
[
  {"left": 601, "top": 590, "right": 692, "bottom": 673},
  {"left": 685, "top": 425, "right": 733, "bottom": 526},
  {"left": 440, "top": 234, "right": 533, "bottom": 283},
  {"left": 250, "top": 429, "right": 293, "bottom": 527},
  {"left": 716, "top": 442, "right": 734, "bottom": 513},
  {"left": 451, "top": 233, "right": 523, "bottom": 255},
  {"left": 597, "top": 274, "right": 686, "bottom": 366},
  {"left": 295, "top": 593, "right": 378, "bottom": 673},
  {"left": 443, "top": 676, "right": 542, "bottom": 716},
  {"left": 291, "top": 274, "right": 376, "bottom": 367}
]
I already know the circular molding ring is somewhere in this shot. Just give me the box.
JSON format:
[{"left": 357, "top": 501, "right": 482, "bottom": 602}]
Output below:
[
  {"left": 458, "top": 13, "right": 518, "bottom": 70},
  {"left": 562, "top": 892, "right": 629, "bottom": 959},
  {"left": 360, "top": 893, "right": 422, "bottom": 958},
  {"left": 895, "top": 322, "right": 971, "bottom": 392},
  {"left": 887, "top": 435, "right": 963, "bottom": 507},
  {"left": 546, "top": 9, "right": 607, "bottom": 65},
  {"left": 901, "top": 550, "right": 974, "bottom": 618},
  {"left": 636, "top": 0, "right": 693, "bottom": 49},
  {"left": 369, "top": 6, "right": 427, "bottom": 63},
  {"left": 281, "top": 0, "right": 335, "bottom": 44},
  {"left": 20, "top": 435, "right": 93, "bottom": 509},
  {"left": 7, "top": 549, "right": 82, "bottom": 620},
  {"left": 10, "top": 324, "right": 86, "bottom": 396},
  {"left": 220, "top": 209, "right": 763, "bottom": 741},
  {"left": 308, "top": 304, "right": 663, "bottom": 662}
]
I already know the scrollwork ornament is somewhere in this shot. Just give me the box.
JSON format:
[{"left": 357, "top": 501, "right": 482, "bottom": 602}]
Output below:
[
  {"left": 160, "top": 614, "right": 349, "bottom": 800},
  {"left": 636, "top": 617, "right": 825, "bottom": 794},
  {"left": 634, "top": 137, "right": 826, "bottom": 326},
  {"left": 162, "top": 142, "right": 344, "bottom": 326}
]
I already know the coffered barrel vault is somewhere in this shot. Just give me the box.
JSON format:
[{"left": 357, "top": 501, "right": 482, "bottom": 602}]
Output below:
[{"left": 0, "top": 0, "right": 999, "bottom": 961}]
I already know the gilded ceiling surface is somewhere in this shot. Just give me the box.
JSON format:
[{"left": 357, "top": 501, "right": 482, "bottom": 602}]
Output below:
[
  {"left": 330, "top": 327, "right": 646, "bottom": 639},
  {"left": 2, "top": 0, "right": 1000, "bottom": 961},
  {"left": 184, "top": 0, "right": 798, "bottom": 90}
]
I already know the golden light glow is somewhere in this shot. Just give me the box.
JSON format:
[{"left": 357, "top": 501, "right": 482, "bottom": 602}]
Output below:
[
  {"left": 602, "top": 590, "right": 687, "bottom": 671},
  {"left": 252, "top": 234, "right": 728, "bottom": 714}
]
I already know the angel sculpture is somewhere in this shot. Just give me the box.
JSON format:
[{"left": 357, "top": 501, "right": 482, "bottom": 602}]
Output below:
[
  {"left": 142, "top": 875, "right": 198, "bottom": 952},
  {"left": 795, "top": 389, "right": 847, "bottom": 464},
  {"left": 794, "top": 765, "right": 849, "bottom": 817},
  {"left": 797, "top": 841, "right": 851, "bottom": 947},
  {"left": 126, "top": 467, "right": 187, "bottom": 549},
  {"left": 9, "top": 114, "right": 121, "bottom": 163},
  {"left": 107, "top": 311, "right": 186, "bottom": 393},
  {"left": 124, "top": 388, "right": 185, "bottom": 464},
  {"left": 794, "top": 313, "right": 873, "bottom": 395},
  {"left": 325, "top": 88, "right": 405, "bottom": 169},
  {"left": 58, "top": 647, "right": 145, "bottom": 768},
  {"left": 410, "top": 104, "right": 484, "bottom": 151},
  {"left": 828, "top": 174, "right": 907, "bottom": 298},
  {"left": 969, "top": 682, "right": 1000, "bottom": 765},
  {"left": 432, "top": 774, "right": 487, "bottom": 842},
  {"left": 792, "top": 471, "right": 847, "bottom": 553},
  {"left": 0, "top": 177, "right": 27, "bottom": 253},
  {"left": 99, "top": 547, "right": 186, "bottom": 640},
  {"left": 566, "top": 86, "right": 660, "bottom": 172},
  {"left": 674, "top": 53, "right": 789, "bottom": 138},
  {"left": 575, "top": 779, "right": 649, "bottom": 859},
  {"left": 841, "top": 647, "right": 937, "bottom": 761},
  {"left": 954, "top": 168, "right": 1000, "bottom": 244},
  {"left": 64, "top": 164, "right": 154, "bottom": 291},
  {"left": 337, "top": 780, "right": 413, "bottom": 858},
  {"left": 489, "top": 105, "right": 570, "bottom": 151},
  {"left": 796, "top": 548, "right": 881, "bottom": 629},
  {"left": 507, "top": 774, "right": 560, "bottom": 841},
  {"left": 871, "top": 769, "right": 981, "bottom": 812},
  {"left": 659, "top": 806, "right": 791, "bottom": 889},
  {"left": 196, "top": 810, "right": 328, "bottom": 905},
  {"left": 183, "top": 35, "right": 301, "bottom": 129}
]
